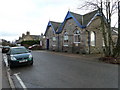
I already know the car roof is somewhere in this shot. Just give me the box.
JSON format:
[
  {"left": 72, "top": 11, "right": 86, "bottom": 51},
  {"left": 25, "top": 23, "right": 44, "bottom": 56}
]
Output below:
[{"left": 10, "top": 46, "right": 26, "bottom": 49}]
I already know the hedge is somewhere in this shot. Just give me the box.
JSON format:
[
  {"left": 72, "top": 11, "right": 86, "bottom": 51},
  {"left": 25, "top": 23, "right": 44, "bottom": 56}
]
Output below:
[{"left": 21, "top": 40, "right": 40, "bottom": 47}]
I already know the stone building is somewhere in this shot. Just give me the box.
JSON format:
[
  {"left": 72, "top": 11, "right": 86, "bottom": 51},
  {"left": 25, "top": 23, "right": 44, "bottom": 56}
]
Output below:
[
  {"left": 44, "top": 21, "right": 61, "bottom": 51},
  {"left": 22, "top": 31, "right": 40, "bottom": 41},
  {"left": 44, "top": 10, "right": 118, "bottom": 54},
  {"left": 16, "top": 31, "right": 40, "bottom": 43},
  {"left": 57, "top": 10, "right": 103, "bottom": 54}
]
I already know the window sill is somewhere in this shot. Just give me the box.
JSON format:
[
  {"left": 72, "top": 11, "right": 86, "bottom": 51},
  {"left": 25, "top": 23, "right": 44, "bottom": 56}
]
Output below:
[
  {"left": 63, "top": 45, "right": 69, "bottom": 47},
  {"left": 74, "top": 42, "right": 80, "bottom": 44}
]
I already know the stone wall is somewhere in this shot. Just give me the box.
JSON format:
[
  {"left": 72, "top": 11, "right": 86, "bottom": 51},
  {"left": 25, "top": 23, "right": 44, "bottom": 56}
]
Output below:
[{"left": 45, "top": 16, "right": 106, "bottom": 54}]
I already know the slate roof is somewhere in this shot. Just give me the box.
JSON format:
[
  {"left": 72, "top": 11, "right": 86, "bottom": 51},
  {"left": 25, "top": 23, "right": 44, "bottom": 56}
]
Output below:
[
  {"left": 83, "top": 10, "right": 99, "bottom": 26},
  {"left": 69, "top": 10, "right": 99, "bottom": 27},
  {"left": 57, "top": 11, "right": 84, "bottom": 34},
  {"left": 70, "top": 11, "right": 82, "bottom": 25},
  {"left": 56, "top": 10, "right": 100, "bottom": 34},
  {"left": 44, "top": 21, "right": 61, "bottom": 36},
  {"left": 44, "top": 9, "right": 108, "bottom": 35},
  {"left": 50, "top": 21, "right": 61, "bottom": 32}
]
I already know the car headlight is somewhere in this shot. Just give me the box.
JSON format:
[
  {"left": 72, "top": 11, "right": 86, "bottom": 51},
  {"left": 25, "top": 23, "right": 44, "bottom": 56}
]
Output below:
[
  {"left": 11, "top": 55, "right": 17, "bottom": 61},
  {"left": 29, "top": 54, "right": 33, "bottom": 58}
]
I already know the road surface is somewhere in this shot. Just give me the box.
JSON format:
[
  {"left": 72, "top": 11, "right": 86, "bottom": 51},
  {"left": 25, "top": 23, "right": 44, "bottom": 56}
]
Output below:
[{"left": 6, "top": 51, "right": 119, "bottom": 88}]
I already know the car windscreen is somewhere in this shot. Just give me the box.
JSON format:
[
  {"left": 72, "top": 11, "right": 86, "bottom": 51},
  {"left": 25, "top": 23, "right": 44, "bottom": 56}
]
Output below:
[{"left": 11, "top": 48, "right": 29, "bottom": 54}]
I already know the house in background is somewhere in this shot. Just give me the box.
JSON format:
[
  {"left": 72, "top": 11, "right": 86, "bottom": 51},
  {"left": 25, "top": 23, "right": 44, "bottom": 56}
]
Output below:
[
  {"left": 22, "top": 31, "right": 40, "bottom": 41},
  {"left": 16, "top": 31, "right": 41, "bottom": 44}
]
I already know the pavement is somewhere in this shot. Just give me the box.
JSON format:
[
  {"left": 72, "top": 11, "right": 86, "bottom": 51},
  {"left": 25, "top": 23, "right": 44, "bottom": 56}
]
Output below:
[
  {"left": 0, "top": 48, "right": 11, "bottom": 89},
  {"left": 40, "top": 50, "right": 104, "bottom": 63}
]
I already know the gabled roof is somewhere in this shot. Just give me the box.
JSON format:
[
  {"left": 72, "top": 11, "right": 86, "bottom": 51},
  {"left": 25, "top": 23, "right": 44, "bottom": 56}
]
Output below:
[
  {"left": 69, "top": 11, "right": 83, "bottom": 25},
  {"left": 51, "top": 21, "right": 61, "bottom": 32},
  {"left": 44, "top": 9, "right": 107, "bottom": 35},
  {"left": 57, "top": 11, "right": 84, "bottom": 34},
  {"left": 83, "top": 10, "right": 99, "bottom": 26},
  {"left": 57, "top": 10, "right": 101, "bottom": 34},
  {"left": 44, "top": 21, "right": 61, "bottom": 36}
]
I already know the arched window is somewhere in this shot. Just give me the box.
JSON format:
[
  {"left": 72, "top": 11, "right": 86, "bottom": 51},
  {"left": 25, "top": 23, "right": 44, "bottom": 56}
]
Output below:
[
  {"left": 102, "top": 38, "right": 105, "bottom": 46},
  {"left": 74, "top": 29, "right": 80, "bottom": 43},
  {"left": 63, "top": 31, "right": 68, "bottom": 46},
  {"left": 90, "top": 31, "right": 96, "bottom": 46},
  {"left": 64, "top": 31, "right": 68, "bottom": 41}
]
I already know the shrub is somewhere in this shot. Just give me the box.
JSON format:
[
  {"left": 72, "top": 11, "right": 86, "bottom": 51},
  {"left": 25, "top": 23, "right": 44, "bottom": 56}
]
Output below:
[{"left": 21, "top": 40, "right": 40, "bottom": 48}]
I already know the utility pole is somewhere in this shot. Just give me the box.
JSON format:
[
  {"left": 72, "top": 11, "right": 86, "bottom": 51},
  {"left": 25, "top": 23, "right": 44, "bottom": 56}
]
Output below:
[
  {"left": 117, "top": 1, "right": 120, "bottom": 49},
  {"left": 114, "top": 1, "right": 120, "bottom": 57},
  {"left": 118, "top": 1, "right": 120, "bottom": 32},
  {"left": 106, "top": 0, "right": 113, "bottom": 56}
]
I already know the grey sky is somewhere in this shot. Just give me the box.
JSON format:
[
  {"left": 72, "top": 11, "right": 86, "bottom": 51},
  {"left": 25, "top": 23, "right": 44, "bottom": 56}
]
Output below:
[{"left": 0, "top": 0, "right": 118, "bottom": 41}]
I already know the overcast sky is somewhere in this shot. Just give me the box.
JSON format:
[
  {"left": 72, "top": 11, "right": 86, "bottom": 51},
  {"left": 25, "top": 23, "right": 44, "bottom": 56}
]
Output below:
[{"left": 0, "top": 0, "right": 118, "bottom": 42}]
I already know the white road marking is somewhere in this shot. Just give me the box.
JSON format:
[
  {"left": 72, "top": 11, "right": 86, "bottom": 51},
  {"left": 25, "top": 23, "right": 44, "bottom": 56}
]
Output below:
[{"left": 14, "top": 73, "right": 27, "bottom": 90}]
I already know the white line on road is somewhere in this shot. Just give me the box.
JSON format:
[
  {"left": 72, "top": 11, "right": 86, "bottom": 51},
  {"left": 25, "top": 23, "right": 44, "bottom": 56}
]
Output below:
[{"left": 14, "top": 73, "right": 27, "bottom": 90}]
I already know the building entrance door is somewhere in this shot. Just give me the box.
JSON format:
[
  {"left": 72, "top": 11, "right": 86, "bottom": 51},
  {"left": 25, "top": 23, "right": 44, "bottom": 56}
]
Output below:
[{"left": 46, "top": 39, "right": 49, "bottom": 50}]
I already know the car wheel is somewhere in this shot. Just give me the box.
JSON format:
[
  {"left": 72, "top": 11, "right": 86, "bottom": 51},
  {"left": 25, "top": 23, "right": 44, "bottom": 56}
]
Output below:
[
  {"left": 10, "top": 65, "right": 14, "bottom": 68},
  {"left": 9, "top": 62, "right": 14, "bottom": 68},
  {"left": 30, "top": 60, "right": 33, "bottom": 65}
]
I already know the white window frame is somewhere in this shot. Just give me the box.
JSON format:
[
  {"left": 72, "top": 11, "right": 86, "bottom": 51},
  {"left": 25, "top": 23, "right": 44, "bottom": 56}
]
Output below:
[
  {"left": 64, "top": 35, "right": 68, "bottom": 41},
  {"left": 102, "top": 38, "right": 105, "bottom": 46},
  {"left": 52, "top": 37, "right": 56, "bottom": 47},
  {"left": 63, "top": 44, "right": 69, "bottom": 47},
  {"left": 52, "top": 45, "right": 56, "bottom": 47},
  {"left": 63, "top": 31, "right": 69, "bottom": 46},
  {"left": 74, "top": 30, "right": 81, "bottom": 43},
  {"left": 90, "top": 31, "right": 96, "bottom": 46},
  {"left": 52, "top": 37, "right": 56, "bottom": 42}
]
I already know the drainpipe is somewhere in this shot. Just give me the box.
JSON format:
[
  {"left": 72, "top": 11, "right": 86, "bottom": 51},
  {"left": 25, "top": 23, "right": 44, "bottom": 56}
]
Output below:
[
  {"left": 82, "top": 15, "right": 83, "bottom": 25},
  {"left": 58, "top": 34, "right": 59, "bottom": 52},
  {"left": 88, "top": 31, "right": 91, "bottom": 54}
]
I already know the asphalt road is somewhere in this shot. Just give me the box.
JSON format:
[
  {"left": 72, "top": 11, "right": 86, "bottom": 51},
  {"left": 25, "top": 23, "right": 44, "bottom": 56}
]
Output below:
[{"left": 10, "top": 51, "right": 118, "bottom": 88}]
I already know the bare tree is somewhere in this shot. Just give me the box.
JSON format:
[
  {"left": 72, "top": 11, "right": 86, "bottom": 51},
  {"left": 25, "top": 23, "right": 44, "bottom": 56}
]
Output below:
[
  {"left": 79, "top": 0, "right": 119, "bottom": 57},
  {"left": 113, "top": 1, "right": 120, "bottom": 57}
]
